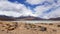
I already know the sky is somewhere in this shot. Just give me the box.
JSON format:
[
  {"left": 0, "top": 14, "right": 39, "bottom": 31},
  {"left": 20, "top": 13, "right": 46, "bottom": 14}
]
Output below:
[{"left": 0, "top": 0, "right": 60, "bottom": 19}]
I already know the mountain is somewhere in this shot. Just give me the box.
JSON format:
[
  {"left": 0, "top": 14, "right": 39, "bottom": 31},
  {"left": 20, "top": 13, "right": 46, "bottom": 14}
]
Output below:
[
  {"left": 16, "top": 16, "right": 60, "bottom": 20},
  {"left": 0, "top": 15, "right": 60, "bottom": 21},
  {"left": 0, "top": 15, "right": 17, "bottom": 21},
  {"left": 16, "top": 16, "right": 44, "bottom": 20},
  {"left": 49, "top": 17, "right": 60, "bottom": 20}
]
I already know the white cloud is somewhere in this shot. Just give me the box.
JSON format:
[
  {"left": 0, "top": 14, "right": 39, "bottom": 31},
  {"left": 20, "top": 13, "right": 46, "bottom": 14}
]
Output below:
[
  {"left": 26, "top": 0, "right": 58, "bottom": 5},
  {"left": 0, "top": 0, "right": 33, "bottom": 17},
  {"left": 45, "top": 7, "right": 60, "bottom": 19},
  {"left": 25, "top": 0, "right": 60, "bottom": 19},
  {"left": 33, "top": 1, "right": 60, "bottom": 19},
  {"left": 41, "top": 7, "right": 60, "bottom": 19},
  {"left": 26, "top": 0, "right": 46, "bottom": 5}
]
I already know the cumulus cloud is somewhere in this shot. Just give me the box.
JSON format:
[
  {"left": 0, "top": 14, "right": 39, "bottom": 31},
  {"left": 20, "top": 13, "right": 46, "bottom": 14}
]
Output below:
[{"left": 0, "top": 0, "right": 33, "bottom": 17}]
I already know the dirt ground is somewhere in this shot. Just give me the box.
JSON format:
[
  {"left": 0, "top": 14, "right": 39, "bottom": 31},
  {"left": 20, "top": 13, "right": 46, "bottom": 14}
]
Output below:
[{"left": 0, "top": 21, "right": 60, "bottom": 34}]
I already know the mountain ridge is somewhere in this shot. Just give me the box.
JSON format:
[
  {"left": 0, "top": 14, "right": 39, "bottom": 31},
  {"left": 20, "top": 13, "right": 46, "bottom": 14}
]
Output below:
[{"left": 0, "top": 15, "right": 60, "bottom": 21}]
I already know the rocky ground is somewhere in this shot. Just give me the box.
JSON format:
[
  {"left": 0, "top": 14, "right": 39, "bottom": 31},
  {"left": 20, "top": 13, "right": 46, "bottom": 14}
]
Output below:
[{"left": 0, "top": 21, "right": 60, "bottom": 34}]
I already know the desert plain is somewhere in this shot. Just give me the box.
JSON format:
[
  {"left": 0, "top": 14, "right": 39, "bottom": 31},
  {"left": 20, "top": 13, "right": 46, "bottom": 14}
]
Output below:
[{"left": 0, "top": 21, "right": 60, "bottom": 34}]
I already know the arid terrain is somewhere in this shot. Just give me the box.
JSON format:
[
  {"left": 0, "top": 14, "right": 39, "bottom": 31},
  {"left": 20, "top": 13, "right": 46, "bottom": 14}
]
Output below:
[{"left": 0, "top": 21, "right": 60, "bottom": 34}]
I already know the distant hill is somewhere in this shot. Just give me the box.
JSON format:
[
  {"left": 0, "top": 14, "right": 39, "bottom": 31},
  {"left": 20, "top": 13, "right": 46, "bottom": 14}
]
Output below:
[
  {"left": 0, "top": 15, "right": 60, "bottom": 21},
  {"left": 15, "top": 16, "right": 60, "bottom": 21},
  {"left": 49, "top": 17, "right": 60, "bottom": 20},
  {"left": 0, "top": 15, "right": 16, "bottom": 21},
  {"left": 16, "top": 16, "right": 44, "bottom": 20}
]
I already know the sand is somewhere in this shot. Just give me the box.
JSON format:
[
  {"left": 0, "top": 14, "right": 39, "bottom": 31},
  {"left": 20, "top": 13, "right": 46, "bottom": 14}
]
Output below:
[{"left": 0, "top": 21, "right": 60, "bottom": 34}]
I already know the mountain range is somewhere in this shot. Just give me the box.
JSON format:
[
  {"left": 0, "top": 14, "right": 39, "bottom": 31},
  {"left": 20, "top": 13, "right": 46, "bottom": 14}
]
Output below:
[{"left": 0, "top": 15, "right": 60, "bottom": 21}]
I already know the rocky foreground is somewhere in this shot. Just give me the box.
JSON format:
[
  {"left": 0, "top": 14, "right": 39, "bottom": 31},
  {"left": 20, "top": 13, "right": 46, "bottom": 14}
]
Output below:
[{"left": 0, "top": 21, "right": 60, "bottom": 34}]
